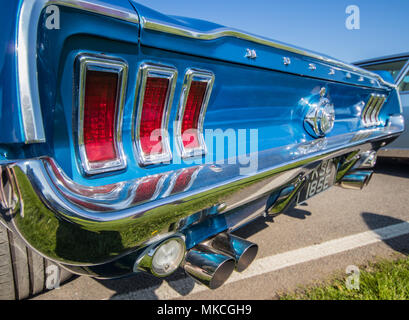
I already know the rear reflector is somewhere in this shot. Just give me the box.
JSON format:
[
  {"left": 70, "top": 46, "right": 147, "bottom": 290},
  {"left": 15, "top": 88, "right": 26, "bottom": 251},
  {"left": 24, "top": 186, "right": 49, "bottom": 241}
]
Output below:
[
  {"left": 134, "top": 63, "right": 177, "bottom": 166},
  {"left": 170, "top": 167, "right": 200, "bottom": 194},
  {"left": 177, "top": 69, "right": 214, "bottom": 158},
  {"left": 165, "top": 166, "right": 202, "bottom": 196},
  {"left": 76, "top": 54, "right": 128, "bottom": 175},
  {"left": 133, "top": 174, "right": 166, "bottom": 204}
]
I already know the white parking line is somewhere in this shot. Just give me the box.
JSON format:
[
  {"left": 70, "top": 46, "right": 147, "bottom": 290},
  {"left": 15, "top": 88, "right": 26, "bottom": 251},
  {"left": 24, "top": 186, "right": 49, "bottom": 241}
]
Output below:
[{"left": 112, "top": 221, "right": 409, "bottom": 300}]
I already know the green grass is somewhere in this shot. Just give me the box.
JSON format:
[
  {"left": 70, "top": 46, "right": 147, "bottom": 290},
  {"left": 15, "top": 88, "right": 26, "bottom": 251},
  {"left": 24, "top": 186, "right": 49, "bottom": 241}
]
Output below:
[{"left": 281, "top": 257, "right": 409, "bottom": 300}]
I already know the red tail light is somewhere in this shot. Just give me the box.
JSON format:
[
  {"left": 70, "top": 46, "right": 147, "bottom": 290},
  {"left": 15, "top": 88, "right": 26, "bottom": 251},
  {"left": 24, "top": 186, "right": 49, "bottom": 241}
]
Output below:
[
  {"left": 177, "top": 69, "right": 214, "bottom": 158},
  {"left": 76, "top": 54, "right": 128, "bottom": 175},
  {"left": 181, "top": 81, "right": 208, "bottom": 149},
  {"left": 83, "top": 71, "right": 118, "bottom": 162},
  {"left": 139, "top": 77, "right": 169, "bottom": 155},
  {"left": 134, "top": 63, "right": 177, "bottom": 166}
]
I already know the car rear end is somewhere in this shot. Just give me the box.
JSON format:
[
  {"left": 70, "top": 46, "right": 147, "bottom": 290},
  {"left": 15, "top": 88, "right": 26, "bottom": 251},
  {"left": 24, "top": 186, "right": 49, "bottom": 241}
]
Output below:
[{"left": 0, "top": 0, "right": 404, "bottom": 294}]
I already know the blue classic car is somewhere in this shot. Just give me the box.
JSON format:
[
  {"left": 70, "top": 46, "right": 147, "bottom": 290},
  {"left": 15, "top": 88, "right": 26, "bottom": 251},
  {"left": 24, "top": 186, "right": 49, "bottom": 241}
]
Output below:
[
  {"left": 0, "top": 1, "right": 404, "bottom": 299},
  {"left": 355, "top": 53, "right": 409, "bottom": 158}
]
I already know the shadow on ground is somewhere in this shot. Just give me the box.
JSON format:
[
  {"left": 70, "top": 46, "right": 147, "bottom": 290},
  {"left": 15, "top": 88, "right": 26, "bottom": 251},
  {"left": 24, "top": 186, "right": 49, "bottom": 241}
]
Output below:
[
  {"left": 98, "top": 268, "right": 196, "bottom": 300},
  {"left": 375, "top": 158, "right": 409, "bottom": 178},
  {"left": 362, "top": 212, "right": 409, "bottom": 256},
  {"left": 282, "top": 207, "right": 312, "bottom": 220}
]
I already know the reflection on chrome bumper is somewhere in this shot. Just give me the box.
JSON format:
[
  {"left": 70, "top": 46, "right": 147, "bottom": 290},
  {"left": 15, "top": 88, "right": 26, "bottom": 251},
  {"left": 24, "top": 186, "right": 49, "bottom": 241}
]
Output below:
[{"left": 0, "top": 123, "right": 403, "bottom": 278}]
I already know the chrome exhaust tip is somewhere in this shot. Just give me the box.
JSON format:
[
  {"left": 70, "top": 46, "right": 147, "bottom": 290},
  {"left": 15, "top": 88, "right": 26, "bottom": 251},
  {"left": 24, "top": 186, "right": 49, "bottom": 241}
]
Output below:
[
  {"left": 184, "top": 247, "right": 236, "bottom": 289},
  {"left": 205, "top": 233, "right": 258, "bottom": 272},
  {"left": 339, "top": 170, "right": 373, "bottom": 190},
  {"left": 355, "top": 151, "right": 377, "bottom": 169}
]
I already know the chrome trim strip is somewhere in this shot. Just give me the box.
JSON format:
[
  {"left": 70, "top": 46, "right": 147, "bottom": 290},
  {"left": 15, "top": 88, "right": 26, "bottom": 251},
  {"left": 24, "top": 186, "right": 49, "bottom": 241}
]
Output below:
[
  {"left": 176, "top": 69, "right": 215, "bottom": 158},
  {"left": 75, "top": 53, "right": 128, "bottom": 175},
  {"left": 133, "top": 62, "right": 177, "bottom": 166},
  {"left": 371, "top": 96, "right": 386, "bottom": 124},
  {"left": 0, "top": 168, "right": 7, "bottom": 209},
  {"left": 366, "top": 94, "right": 382, "bottom": 125},
  {"left": 362, "top": 94, "right": 387, "bottom": 127},
  {"left": 16, "top": 0, "right": 139, "bottom": 144},
  {"left": 362, "top": 94, "right": 376, "bottom": 123},
  {"left": 140, "top": 17, "right": 392, "bottom": 88},
  {"left": 17, "top": 0, "right": 47, "bottom": 143}
]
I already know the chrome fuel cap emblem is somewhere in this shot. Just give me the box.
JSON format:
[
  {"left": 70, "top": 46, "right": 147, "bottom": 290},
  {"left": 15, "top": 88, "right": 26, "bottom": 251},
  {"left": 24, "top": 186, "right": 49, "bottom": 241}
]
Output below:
[{"left": 304, "top": 92, "right": 335, "bottom": 138}]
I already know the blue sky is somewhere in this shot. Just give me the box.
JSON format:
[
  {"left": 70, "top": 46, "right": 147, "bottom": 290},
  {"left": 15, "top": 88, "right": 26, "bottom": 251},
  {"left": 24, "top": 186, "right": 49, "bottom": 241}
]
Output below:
[{"left": 135, "top": 0, "right": 409, "bottom": 63}]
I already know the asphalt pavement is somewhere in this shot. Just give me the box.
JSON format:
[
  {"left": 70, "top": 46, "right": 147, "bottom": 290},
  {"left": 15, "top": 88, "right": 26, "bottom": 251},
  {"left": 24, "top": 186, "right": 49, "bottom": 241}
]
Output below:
[{"left": 33, "top": 158, "right": 409, "bottom": 300}]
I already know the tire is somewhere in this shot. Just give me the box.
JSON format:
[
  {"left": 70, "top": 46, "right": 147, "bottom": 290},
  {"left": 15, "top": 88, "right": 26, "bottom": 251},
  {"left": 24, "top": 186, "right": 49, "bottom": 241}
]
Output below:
[{"left": 0, "top": 223, "right": 72, "bottom": 300}]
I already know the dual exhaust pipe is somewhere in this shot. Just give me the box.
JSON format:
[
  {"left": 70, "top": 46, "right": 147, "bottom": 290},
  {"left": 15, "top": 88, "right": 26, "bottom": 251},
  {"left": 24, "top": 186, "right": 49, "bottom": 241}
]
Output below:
[
  {"left": 339, "top": 170, "right": 373, "bottom": 190},
  {"left": 182, "top": 169, "right": 374, "bottom": 289},
  {"left": 184, "top": 233, "right": 258, "bottom": 289}
]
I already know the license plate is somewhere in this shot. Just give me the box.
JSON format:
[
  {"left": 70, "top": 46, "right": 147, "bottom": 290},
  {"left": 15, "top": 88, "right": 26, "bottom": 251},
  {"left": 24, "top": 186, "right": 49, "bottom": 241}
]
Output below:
[{"left": 298, "top": 159, "right": 337, "bottom": 203}]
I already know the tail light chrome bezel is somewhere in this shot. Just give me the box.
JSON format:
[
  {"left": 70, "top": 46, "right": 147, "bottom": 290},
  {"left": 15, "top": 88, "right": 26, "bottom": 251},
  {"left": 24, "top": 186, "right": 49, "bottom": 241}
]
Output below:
[
  {"left": 75, "top": 53, "right": 128, "bottom": 176},
  {"left": 133, "top": 63, "right": 177, "bottom": 166},
  {"left": 176, "top": 69, "right": 215, "bottom": 159}
]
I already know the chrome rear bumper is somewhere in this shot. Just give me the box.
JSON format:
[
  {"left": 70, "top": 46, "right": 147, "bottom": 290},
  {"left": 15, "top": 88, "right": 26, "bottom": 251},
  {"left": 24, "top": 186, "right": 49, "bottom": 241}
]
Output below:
[{"left": 0, "top": 120, "right": 403, "bottom": 278}]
